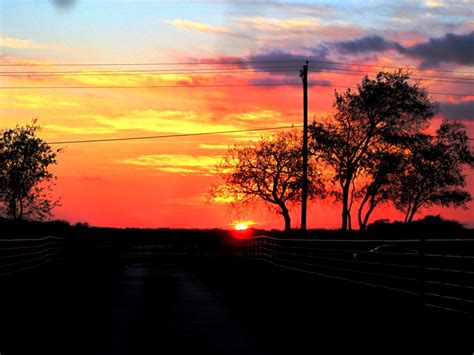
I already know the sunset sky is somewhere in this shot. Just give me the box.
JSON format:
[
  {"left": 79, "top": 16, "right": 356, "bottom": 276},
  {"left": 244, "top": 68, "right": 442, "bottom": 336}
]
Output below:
[{"left": 1, "top": 0, "right": 473, "bottom": 229}]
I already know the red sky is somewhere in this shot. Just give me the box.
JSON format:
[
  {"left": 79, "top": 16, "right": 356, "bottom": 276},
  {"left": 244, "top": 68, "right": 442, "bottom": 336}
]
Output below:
[{"left": 1, "top": 1, "right": 473, "bottom": 229}]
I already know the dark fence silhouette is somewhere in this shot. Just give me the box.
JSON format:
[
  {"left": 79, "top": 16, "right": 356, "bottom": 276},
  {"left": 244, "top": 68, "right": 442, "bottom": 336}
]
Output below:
[
  {"left": 233, "top": 236, "right": 474, "bottom": 316},
  {"left": 3, "top": 232, "right": 473, "bottom": 316},
  {"left": 0, "top": 236, "right": 64, "bottom": 277}
]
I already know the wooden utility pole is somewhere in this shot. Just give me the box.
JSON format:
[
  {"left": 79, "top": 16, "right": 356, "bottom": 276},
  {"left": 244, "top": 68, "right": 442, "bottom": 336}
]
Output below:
[{"left": 300, "top": 61, "right": 309, "bottom": 232}]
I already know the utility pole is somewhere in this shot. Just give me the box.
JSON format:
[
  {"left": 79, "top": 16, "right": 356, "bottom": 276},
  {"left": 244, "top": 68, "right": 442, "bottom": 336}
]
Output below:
[{"left": 300, "top": 61, "right": 309, "bottom": 232}]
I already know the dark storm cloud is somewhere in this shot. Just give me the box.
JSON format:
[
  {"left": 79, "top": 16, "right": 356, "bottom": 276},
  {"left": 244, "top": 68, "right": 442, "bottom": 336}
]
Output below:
[
  {"left": 332, "top": 31, "right": 474, "bottom": 68},
  {"left": 400, "top": 31, "right": 474, "bottom": 68},
  {"left": 334, "top": 35, "right": 401, "bottom": 54},
  {"left": 247, "top": 49, "right": 325, "bottom": 67},
  {"left": 244, "top": 46, "right": 332, "bottom": 75},
  {"left": 439, "top": 101, "right": 474, "bottom": 122},
  {"left": 202, "top": 31, "right": 471, "bottom": 81}
]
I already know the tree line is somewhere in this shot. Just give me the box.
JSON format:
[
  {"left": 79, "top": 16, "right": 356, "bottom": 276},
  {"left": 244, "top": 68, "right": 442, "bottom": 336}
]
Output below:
[{"left": 211, "top": 70, "right": 474, "bottom": 232}]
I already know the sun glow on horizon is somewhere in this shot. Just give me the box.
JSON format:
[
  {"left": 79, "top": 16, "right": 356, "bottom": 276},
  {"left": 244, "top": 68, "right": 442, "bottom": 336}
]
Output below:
[{"left": 234, "top": 223, "right": 249, "bottom": 231}]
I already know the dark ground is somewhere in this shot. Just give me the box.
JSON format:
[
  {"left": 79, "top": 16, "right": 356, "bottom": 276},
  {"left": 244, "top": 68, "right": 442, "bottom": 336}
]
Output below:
[{"left": 1, "top": 257, "right": 473, "bottom": 355}]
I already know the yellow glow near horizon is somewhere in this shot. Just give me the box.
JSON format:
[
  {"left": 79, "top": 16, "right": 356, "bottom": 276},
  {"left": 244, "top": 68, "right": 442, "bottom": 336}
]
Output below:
[{"left": 234, "top": 223, "right": 249, "bottom": 231}]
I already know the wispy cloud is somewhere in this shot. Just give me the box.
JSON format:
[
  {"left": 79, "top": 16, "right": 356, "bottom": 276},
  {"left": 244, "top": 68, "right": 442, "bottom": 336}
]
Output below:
[
  {"left": 224, "top": 109, "right": 291, "bottom": 126},
  {"left": 123, "top": 154, "right": 220, "bottom": 175},
  {"left": 165, "top": 19, "right": 232, "bottom": 36},
  {"left": 0, "top": 36, "right": 71, "bottom": 51},
  {"left": 44, "top": 123, "right": 116, "bottom": 135},
  {"left": 2, "top": 93, "right": 81, "bottom": 109},
  {"left": 164, "top": 15, "right": 362, "bottom": 45},
  {"left": 425, "top": 1, "right": 444, "bottom": 7},
  {"left": 236, "top": 17, "right": 320, "bottom": 33},
  {"left": 64, "top": 71, "right": 195, "bottom": 87},
  {"left": 94, "top": 109, "right": 237, "bottom": 134},
  {"left": 199, "top": 144, "right": 229, "bottom": 150}
]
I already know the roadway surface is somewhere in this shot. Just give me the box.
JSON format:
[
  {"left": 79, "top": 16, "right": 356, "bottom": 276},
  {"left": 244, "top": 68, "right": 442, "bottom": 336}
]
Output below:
[
  {"left": 1, "top": 259, "right": 473, "bottom": 354},
  {"left": 1, "top": 262, "right": 278, "bottom": 355},
  {"left": 87, "top": 263, "right": 273, "bottom": 355}
]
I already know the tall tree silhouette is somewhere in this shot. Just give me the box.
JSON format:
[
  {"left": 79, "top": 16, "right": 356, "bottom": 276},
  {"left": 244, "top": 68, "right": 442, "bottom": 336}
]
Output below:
[
  {"left": 310, "top": 70, "right": 436, "bottom": 231},
  {"left": 357, "top": 149, "right": 405, "bottom": 230},
  {"left": 393, "top": 121, "right": 473, "bottom": 223},
  {"left": 0, "top": 119, "right": 61, "bottom": 220},
  {"left": 210, "top": 130, "right": 324, "bottom": 232}
]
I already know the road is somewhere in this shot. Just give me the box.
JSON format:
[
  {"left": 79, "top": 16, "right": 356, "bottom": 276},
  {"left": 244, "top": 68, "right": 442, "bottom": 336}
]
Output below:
[
  {"left": 1, "top": 262, "right": 281, "bottom": 355},
  {"left": 1, "top": 259, "right": 473, "bottom": 354},
  {"left": 89, "top": 263, "right": 273, "bottom": 355}
]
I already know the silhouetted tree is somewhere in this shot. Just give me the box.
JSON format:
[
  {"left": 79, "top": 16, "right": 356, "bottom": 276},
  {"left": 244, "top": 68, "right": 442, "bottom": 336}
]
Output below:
[
  {"left": 0, "top": 119, "right": 61, "bottom": 220},
  {"left": 392, "top": 121, "right": 473, "bottom": 223},
  {"left": 357, "top": 149, "right": 404, "bottom": 230},
  {"left": 210, "top": 130, "right": 324, "bottom": 232},
  {"left": 310, "top": 70, "right": 436, "bottom": 231}
]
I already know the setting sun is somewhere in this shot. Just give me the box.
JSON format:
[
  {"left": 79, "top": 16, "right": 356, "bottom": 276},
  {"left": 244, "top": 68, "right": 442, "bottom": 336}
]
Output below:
[{"left": 234, "top": 223, "right": 249, "bottom": 231}]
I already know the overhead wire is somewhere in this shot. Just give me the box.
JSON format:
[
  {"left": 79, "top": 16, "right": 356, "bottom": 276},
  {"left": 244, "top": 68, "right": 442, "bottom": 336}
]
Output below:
[
  {"left": 1, "top": 64, "right": 472, "bottom": 78},
  {"left": 0, "top": 62, "right": 471, "bottom": 142},
  {"left": 0, "top": 82, "right": 469, "bottom": 97},
  {"left": 0, "top": 64, "right": 471, "bottom": 94},
  {"left": 46, "top": 125, "right": 303, "bottom": 145},
  {"left": 45, "top": 124, "right": 474, "bottom": 144},
  {"left": 1, "top": 63, "right": 472, "bottom": 83},
  {"left": 0, "top": 68, "right": 472, "bottom": 85},
  {"left": 1, "top": 58, "right": 472, "bottom": 75},
  {"left": 0, "top": 66, "right": 303, "bottom": 76}
]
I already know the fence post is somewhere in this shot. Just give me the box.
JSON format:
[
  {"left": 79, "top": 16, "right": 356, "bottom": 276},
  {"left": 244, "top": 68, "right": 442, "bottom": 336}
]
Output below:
[
  {"left": 459, "top": 251, "right": 468, "bottom": 314},
  {"left": 257, "top": 238, "right": 261, "bottom": 259},
  {"left": 419, "top": 236, "right": 426, "bottom": 313},
  {"left": 270, "top": 238, "right": 274, "bottom": 260}
]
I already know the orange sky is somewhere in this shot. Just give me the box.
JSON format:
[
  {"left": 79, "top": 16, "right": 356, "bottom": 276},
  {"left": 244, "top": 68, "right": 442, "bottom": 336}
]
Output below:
[{"left": 1, "top": 1, "right": 473, "bottom": 229}]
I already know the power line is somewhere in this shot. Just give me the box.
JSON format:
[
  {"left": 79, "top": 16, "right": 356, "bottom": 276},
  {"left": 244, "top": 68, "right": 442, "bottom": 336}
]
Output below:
[
  {"left": 1, "top": 67, "right": 472, "bottom": 85},
  {"left": 0, "top": 66, "right": 302, "bottom": 76},
  {"left": 46, "top": 125, "right": 303, "bottom": 145},
  {"left": 2, "top": 66, "right": 473, "bottom": 80},
  {"left": 0, "top": 82, "right": 469, "bottom": 96},
  {"left": 0, "top": 60, "right": 306, "bottom": 67},
  {"left": 310, "top": 67, "right": 474, "bottom": 82},
  {"left": 0, "top": 82, "right": 305, "bottom": 89},
  {"left": 45, "top": 124, "right": 474, "bottom": 145},
  {"left": 1, "top": 59, "right": 472, "bottom": 75}
]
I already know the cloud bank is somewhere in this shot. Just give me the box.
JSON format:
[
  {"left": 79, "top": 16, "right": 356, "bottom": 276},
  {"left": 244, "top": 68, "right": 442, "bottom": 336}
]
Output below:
[
  {"left": 332, "top": 31, "right": 474, "bottom": 68},
  {"left": 439, "top": 101, "right": 474, "bottom": 121}
]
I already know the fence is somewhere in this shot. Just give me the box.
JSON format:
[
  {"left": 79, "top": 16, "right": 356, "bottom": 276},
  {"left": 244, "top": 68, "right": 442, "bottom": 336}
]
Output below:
[
  {"left": 0, "top": 236, "right": 64, "bottom": 277},
  {"left": 240, "top": 236, "right": 474, "bottom": 316}
]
